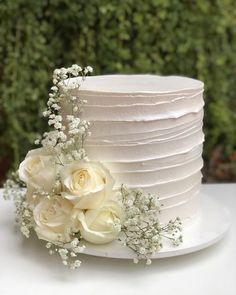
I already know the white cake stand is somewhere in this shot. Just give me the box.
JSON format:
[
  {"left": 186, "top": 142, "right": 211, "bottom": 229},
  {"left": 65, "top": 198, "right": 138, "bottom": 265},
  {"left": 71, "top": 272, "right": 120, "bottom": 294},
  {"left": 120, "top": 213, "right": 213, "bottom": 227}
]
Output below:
[{"left": 82, "top": 194, "right": 231, "bottom": 259}]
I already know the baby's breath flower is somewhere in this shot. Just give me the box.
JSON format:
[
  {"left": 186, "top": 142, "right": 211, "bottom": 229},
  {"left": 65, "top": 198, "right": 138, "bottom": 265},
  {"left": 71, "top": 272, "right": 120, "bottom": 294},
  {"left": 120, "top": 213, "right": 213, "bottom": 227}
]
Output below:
[
  {"left": 146, "top": 259, "right": 152, "bottom": 265},
  {"left": 74, "top": 260, "right": 81, "bottom": 268},
  {"left": 53, "top": 69, "right": 61, "bottom": 76},
  {"left": 51, "top": 104, "right": 61, "bottom": 110},
  {"left": 84, "top": 66, "right": 93, "bottom": 74},
  {"left": 74, "top": 245, "right": 86, "bottom": 253},
  {"left": 44, "top": 235, "right": 85, "bottom": 270},
  {"left": 70, "top": 238, "right": 79, "bottom": 248},
  {"left": 34, "top": 139, "right": 40, "bottom": 145},
  {"left": 51, "top": 86, "right": 58, "bottom": 92},
  {"left": 58, "top": 248, "right": 69, "bottom": 260},
  {"left": 43, "top": 110, "right": 50, "bottom": 117},
  {"left": 119, "top": 186, "right": 183, "bottom": 265},
  {"left": 62, "top": 260, "right": 68, "bottom": 266},
  {"left": 37, "top": 65, "right": 92, "bottom": 159},
  {"left": 21, "top": 225, "right": 30, "bottom": 238}
]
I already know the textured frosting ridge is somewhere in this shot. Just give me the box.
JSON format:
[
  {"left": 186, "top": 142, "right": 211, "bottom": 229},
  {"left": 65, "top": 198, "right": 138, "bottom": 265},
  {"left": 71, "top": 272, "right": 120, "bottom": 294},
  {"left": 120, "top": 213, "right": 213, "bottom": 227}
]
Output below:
[{"left": 70, "top": 75, "right": 204, "bottom": 223}]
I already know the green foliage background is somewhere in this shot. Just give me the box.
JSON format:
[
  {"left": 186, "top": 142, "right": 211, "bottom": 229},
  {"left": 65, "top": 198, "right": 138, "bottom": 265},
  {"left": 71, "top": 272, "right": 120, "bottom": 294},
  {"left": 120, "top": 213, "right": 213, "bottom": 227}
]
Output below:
[{"left": 0, "top": 0, "right": 236, "bottom": 182}]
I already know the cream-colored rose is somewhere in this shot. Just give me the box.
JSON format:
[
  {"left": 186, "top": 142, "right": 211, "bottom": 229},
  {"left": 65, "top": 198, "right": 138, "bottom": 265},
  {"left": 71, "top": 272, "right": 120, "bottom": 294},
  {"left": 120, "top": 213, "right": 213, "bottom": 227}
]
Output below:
[
  {"left": 73, "top": 200, "right": 124, "bottom": 244},
  {"left": 19, "top": 148, "right": 56, "bottom": 192},
  {"left": 33, "top": 195, "right": 73, "bottom": 243},
  {"left": 60, "top": 161, "right": 115, "bottom": 209}
]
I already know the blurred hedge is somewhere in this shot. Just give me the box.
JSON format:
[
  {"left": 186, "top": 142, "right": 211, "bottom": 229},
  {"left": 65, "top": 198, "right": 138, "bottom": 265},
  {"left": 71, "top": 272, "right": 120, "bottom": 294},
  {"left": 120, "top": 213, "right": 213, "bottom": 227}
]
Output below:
[{"left": 0, "top": 0, "right": 236, "bottom": 182}]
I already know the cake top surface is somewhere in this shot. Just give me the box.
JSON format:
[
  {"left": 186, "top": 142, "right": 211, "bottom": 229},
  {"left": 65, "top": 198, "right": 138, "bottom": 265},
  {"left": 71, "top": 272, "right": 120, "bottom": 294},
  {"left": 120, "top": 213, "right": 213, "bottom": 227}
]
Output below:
[{"left": 66, "top": 75, "right": 204, "bottom": 94}]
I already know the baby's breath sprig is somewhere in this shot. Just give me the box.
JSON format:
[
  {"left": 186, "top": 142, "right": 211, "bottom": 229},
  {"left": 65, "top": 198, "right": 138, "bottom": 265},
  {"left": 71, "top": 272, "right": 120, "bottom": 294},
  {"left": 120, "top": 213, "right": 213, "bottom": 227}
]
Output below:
[
  {"left": 3, "top": 170, "right": 25, "bottom": 201},
  {"left": 36, "top": 64, "right": 93, "bottom": 162},
  {"left": 118, "top": 185, "right": 183, "bottom": 265},
  {"left": 3, "top": 171, "right": 34, "bottom": 238},
  {"left": 16, "top": 198, "right": 34, "bottom": 238},
  {"left": 46, "top": 237, "right": 86, "bottom": 269}
]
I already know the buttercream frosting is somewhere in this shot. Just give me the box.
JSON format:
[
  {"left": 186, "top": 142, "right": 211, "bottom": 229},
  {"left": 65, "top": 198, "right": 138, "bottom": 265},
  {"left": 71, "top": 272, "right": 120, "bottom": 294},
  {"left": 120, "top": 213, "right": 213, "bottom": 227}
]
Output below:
[{"left": 66, "top": 75, "right": 204, "bottom": 223}]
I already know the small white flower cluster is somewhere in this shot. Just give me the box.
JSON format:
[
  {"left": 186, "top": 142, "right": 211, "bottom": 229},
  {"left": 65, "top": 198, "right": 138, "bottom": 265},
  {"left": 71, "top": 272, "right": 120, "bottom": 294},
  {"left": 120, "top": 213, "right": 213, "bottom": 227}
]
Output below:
[
  {"left": 3, "top": 171, "right": 26, "bottom": 200},
  {"left": 119, "top": 186, "right": 183, "bottom": 265},
  {"left": 161, "top": 218, "right": 183, "bottom": 246},
  {"left": 3, "top": 172, "right": 33, "bottom": 237},
  {"left": 45, "top": 237, "right": 85, "bottom": 270},
  {"left": 15, "top": 199, "right": 33, "bottom": 238},
  {"left": 52, "top": 65, "right": 93, "bottom": 84},
  {"left": 18, "top": 202, "right": 33, "bottom": 238},
  {"left": 36, "top": 64, "right": 93, "bottom": 161}
]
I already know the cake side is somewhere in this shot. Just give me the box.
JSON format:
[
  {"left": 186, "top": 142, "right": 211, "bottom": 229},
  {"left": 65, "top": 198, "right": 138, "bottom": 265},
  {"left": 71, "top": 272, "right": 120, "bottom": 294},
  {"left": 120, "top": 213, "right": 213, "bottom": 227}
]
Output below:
[{"left": 66, "top": 75, "right": 204, "bottom": 223}]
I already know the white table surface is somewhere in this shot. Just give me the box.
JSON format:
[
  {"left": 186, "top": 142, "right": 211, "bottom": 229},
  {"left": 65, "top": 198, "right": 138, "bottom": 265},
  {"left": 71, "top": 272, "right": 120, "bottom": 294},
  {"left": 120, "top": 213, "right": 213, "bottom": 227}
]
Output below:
[{"left": 0, "top": 184, "right": 235, "bottom": 295}]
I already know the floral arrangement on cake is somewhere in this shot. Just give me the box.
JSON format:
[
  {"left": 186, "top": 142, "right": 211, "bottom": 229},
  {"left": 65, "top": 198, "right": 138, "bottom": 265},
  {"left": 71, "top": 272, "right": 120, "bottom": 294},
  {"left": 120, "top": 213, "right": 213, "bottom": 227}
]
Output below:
[{"left": 3, "top": 65, "right": 183, "bottom": 269}]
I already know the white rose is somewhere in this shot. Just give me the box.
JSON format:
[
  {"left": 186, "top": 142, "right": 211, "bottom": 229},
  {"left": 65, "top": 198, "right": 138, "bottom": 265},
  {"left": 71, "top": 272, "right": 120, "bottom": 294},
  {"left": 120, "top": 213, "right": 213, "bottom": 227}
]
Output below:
[
  {"left": 19, "top": 148, "right": 56, "bottom": 192},
  {"left": 60, "top": 161, "right": 115, "bottom": 209},
  {"left": 73, "top": 200, "right": 124, "bottom": 244},
  {"left": 33, "top": 195, "right": 73, "bottom": 243}
]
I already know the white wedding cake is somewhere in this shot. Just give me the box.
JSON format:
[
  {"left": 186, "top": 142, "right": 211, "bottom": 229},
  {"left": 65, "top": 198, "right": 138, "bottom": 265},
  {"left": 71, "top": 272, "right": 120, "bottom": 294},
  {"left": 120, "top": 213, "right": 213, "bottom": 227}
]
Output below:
[
  {"left": 4, "top": 65, "right": 230, "bottom": 267},
  {"left": 70, "top": 75, "right": 204, "bottom": 223}
]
